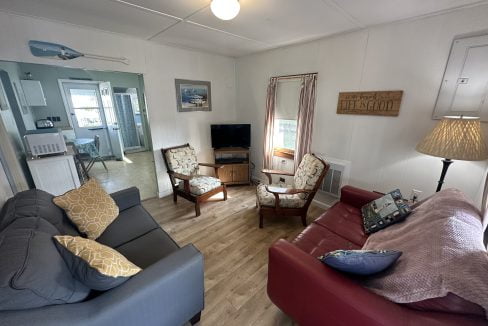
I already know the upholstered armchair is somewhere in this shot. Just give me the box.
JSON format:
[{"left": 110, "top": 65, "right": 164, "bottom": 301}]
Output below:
[
  {"left": 162, "top": 144, "right": 227, "bottom": 216},
  {"left": 256, "top": 154, "right": 329, "bottom": 228}
]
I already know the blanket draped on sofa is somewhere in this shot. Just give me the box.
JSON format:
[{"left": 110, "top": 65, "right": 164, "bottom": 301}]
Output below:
[{"left": 361, "top": 188, "right": 488, "bottom": 317}]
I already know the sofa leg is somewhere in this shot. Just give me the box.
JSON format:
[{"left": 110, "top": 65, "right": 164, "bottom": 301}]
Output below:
[
  {"left": 195, "top": 202, "right": 201, "bottom": 217},
  {"left": 189, "top": 311, "right": 201, "bottom": 325},
  {"left": 259, "top": 213, "right": 264, "bottom": 228},
  {"left": 301, "top": 214, "right": 307, "bottom": 227}
]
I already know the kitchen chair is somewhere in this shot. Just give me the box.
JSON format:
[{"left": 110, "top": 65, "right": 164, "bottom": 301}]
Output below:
[{"left": 77, "top": 135, "right": 108, "bottom": 172}]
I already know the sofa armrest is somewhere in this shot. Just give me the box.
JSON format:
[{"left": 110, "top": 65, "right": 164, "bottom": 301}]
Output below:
[
  {"left": 268, "top": 240, "right": 485, "bottom": 326},
  {"left": 268, "top": 239, "right": 406, "bottom": 325},
  {"left": 0, "top": 245, "right": 204, "bottom": 326},
  {"left": 110, "top": 187, "right": 141, "bottom": 211},
  {"left": 340, "top": 185, "right": 382, "bottom": 209}
]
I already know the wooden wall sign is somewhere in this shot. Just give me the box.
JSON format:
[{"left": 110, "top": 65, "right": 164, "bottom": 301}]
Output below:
[{"left": 337, "top": 90, "right": 403, "bottom": 116}]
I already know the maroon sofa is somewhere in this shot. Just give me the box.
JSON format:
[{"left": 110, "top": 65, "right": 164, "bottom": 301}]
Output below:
[{"left": 267, "top": 186, "right": 487, "bottom": 326}]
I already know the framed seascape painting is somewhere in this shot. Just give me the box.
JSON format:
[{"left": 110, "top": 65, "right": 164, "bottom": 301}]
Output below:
[{"left": 175, "top": 79, "right": 212, "bottom": 112}]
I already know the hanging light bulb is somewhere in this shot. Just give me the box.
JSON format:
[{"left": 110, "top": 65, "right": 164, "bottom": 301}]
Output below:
[{"left": 210, "top": 0, "right": 240, "bottom": 20}]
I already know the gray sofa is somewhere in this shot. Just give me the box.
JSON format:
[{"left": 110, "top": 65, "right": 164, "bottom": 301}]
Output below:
[{"left": 0, "top": 187, "right": 204, "bottom": 326}]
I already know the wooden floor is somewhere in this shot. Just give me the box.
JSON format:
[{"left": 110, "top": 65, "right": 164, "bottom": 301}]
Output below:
[{"left": 142, "top": 185, "right": 326, "bottom": 326}]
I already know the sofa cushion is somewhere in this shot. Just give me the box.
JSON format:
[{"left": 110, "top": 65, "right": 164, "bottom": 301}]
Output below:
[
  {"left": 54, "top": 235, "right": 141, "bottom": 291},
  {"left": 314, "top": 202, "right": 368, "bottom": 246},
  {"left": 53, "top": 179, "right": 119, "bottom": 240},
  {"left": 0, "top": 189, "right": 79, "bottom": 235},
  {"left": 0, "top": 218, "right": 90, "bottom": 311},
  {"left": 293, "top": 223, "right": 360, "bottom": 257},
  {"left": 405, "top": 293, "right": 485, "bottom": 317},
  {"left": 115, "top": 228, "right": 179, "bottom": 269},
  {"left": 361, "top": 189, "right": 411, "bottom": 234},
  {"left": 319, "top": 250, "right": 402, "bottom": 275},
  {"left": 97, "top": 205, "right": 160, "bottom": 248}
]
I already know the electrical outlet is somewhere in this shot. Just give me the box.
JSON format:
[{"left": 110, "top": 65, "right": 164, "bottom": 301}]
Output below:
[{"left": 410, "top": 189, "right": 422, "bottom": 203}]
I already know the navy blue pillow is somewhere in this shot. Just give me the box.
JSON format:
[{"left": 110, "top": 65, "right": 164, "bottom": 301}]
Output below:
[{"left": 319, "top": 250, "right": 402, "bottom": 275}]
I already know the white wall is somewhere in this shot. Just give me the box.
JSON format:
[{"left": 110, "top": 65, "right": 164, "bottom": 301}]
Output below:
[
  {"left": 236, "top": 5, "right": 488, "bottom": 205},
  {"left": 0, "top": 11, "right": 236, "bottom": 197},
  {"left": 0, "top": 159, "right": 13, "bottom": 207}
]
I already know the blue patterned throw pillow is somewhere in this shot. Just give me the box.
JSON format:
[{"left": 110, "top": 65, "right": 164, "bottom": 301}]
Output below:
[{"left": 318, "top": 250, "right": 402, "bottom": 275}]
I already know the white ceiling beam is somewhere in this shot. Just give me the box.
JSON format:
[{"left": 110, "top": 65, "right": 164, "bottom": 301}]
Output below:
[
  {"left": 147, "top": 4, "right": 211, "bottom": 41},
  {"left": 109, "top": 0, "right": 265, "bottom": 46},
  {"left": 184, "top": 21, "right": 267, "bottom": 44},
  {"left": 109, "top": 0, "right": 182, "bottom": 21}
]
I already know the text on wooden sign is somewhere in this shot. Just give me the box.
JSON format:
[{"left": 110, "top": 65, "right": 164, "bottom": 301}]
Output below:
[{"left": 337, "top": 91, "right": 403, "bottom": 116}]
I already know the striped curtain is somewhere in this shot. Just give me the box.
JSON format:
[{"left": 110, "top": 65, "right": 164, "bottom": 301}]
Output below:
[
  {"left": 294, "top": 74, "right": 317, "bottom": 171},
  {"left": 263, "top": 77, "right": 278, "bottom": 169}
]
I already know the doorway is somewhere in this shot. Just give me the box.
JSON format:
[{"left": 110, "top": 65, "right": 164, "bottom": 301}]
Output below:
[
  {"left": 59, "top": 80, "right": 124, "bottom": 160},
  {"left": 113, "top": 87, "right": 147, "bottom": 153}
]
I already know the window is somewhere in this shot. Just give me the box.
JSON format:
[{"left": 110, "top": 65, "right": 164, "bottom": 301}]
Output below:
[
  {"left": 274, "top": 119, "right": 297, "bottom": 150},
  {"left": 273, "top": 80, "right": 300, "bottom": 158},
  {"left": 69, "top": 88, "right": 103, "bottom": 128}
]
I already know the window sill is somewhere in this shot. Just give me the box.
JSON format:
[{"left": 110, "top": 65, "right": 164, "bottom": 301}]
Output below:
[{"left": 273, "top": 148, "right": 295, "bottom": 160}]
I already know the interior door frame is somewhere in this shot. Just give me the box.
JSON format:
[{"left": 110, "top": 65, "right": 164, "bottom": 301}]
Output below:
[
  {"left": 58, "top": 79, "right": 114, "bottom": 156},
  {"left": 114, "top": 92, "right": 142, "bottom": 151},
  {"left": 58, "top": 79, "right": 105, "bottom": 129}
]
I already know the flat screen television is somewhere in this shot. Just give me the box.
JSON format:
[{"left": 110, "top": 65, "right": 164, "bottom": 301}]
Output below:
[{"left": 211, "top": 124, "right": 251, "bottom": 148}]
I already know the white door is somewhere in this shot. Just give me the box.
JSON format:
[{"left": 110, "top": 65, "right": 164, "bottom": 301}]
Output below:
[
  {"left": 61, "top": 82, "right": 112, "bottom": 156},
  {"left": 99, "top": 82, "right": 125, "bottom": 161}
]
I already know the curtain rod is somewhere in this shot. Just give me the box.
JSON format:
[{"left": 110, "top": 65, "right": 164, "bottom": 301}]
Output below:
[{"left": 272, "top": 72, "right": 318, "bottom": 80}]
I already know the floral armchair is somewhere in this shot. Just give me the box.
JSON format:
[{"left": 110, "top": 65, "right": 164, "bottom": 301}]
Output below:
[
  {"left": 256, "top": 154, "right": 329, "bottom": 228},
  {"left": 162, "top": 144, "right": 227, "bottom": 216}
]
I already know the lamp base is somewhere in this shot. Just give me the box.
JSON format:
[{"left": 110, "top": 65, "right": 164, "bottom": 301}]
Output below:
[{"left": 436, "top": 158, "right": 453, "bottom": 192}]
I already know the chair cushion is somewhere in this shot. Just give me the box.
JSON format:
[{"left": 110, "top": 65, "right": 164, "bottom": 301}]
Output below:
[
  {"left": 165, "top": 145, "right": 199, "bottom": 176},
  {"left": 54, "top": 235, "right": 141, "bottom": 291},
  {"left": 178, "top": 175, "right": 222, "bottom": 195},
  {"left": 53, "top": 179, "right": 119, "bottom": 240},
  {"left": 294, "top": 154, "right": 326, "bottom": 199},
  {"left": 97, "top": 205, "right": 160, "bottom": 248},
  {"left": 115, "top": 228, "right": 180, "bottom": 269},
  {"left": 257, "top": 184, "right": 306, "bottom": 208},
  {"left": 0, "top": 218, "right": 90, "bottom": 311}
]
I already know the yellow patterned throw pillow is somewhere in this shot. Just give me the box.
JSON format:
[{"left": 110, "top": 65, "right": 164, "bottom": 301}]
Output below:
[
  {"left": 54, "top": 235, "right": 141, "bottom": 290},
  {"left": 53, "top": 179, "right": 119, "bottom": 240}
]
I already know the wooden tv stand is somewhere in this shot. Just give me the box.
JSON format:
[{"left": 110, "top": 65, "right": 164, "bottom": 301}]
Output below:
[{"left": 214, "top": 147, "right": 250, "bottom": 185}]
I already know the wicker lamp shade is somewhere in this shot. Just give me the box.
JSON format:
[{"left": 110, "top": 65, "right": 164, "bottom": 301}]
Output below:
[{"left": 416, "top": 117, "right": 488, "bottom": 161}]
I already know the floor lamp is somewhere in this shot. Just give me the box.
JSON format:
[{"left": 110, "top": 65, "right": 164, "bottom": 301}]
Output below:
[{"left": 416, "top": 116, "right": 488, "bottom": 192}]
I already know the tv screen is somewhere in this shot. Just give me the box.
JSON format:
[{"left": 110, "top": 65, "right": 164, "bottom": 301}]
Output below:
[{"left": 211, "top": 124, "right": 251, "bottom": 148}]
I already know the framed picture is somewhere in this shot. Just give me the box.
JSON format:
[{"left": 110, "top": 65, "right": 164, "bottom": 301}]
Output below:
[{"left": 175, "top": 79, "right": 211, "bottom": 112}]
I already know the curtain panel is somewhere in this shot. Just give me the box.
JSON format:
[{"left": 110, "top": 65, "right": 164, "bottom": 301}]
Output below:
[
  {"left": 263, "top": 77, "right": 278, "bottom": 170},
  {"left": 295, "top": 74, "right": 317, "bottom": 171}
]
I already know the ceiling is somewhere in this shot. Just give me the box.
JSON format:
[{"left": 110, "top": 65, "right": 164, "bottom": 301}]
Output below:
[{"left": 1, "top": 0, "right": 487, "bottom": 57}]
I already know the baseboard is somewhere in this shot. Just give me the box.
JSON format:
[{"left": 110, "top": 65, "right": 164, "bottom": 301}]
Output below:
[
  {"left": 312, "top": 199, "right": 332, "bottom": 209},
  {"left": 158, "top": 189, "right": 172, "bottom": 198}
]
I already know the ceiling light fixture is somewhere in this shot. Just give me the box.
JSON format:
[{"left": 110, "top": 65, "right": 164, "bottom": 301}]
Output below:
[{"left": 210, "top": 0, "right": 240, "bottom": 21}]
